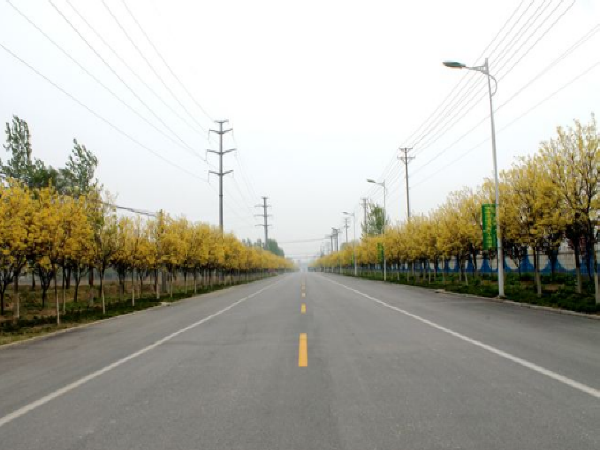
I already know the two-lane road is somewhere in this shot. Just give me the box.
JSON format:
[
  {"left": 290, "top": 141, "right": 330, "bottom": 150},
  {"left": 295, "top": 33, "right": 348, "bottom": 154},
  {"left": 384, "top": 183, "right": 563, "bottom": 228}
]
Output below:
[{"left": 1, "top": 273, "right": 599, "bottom": 449}]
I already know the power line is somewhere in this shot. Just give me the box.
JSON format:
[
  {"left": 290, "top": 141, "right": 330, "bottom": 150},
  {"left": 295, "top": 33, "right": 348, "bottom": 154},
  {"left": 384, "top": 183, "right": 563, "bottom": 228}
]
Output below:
[
  {"left": 45, "top": 0, "right": 204, "bottom": 159},
  {"left": 496, "top": 22, "right": 600, "bottom": 110},
  {"left": 278, "top": 238, "right": 327, "bottom": 245},
  {"left": 6, "top": 0, "right": 205, "bottom": 162},
  {"left": 492, "top": 0, "right": 554, "bottom": 66},
  {"left": 62, "top": 0, "right": 207, "bottom": 138},
  {"left": 414, "top": 1, "right": 575, "bottom": 158},
  {"left": 496, "top": 0, "right": 576, "bottom": 81},
  {"left": 0, "top": 41, "right": 206, "bottom": 181},
  {"left": 102, "top": 201, "right": 157, "bottom": 217},
  {"left": 410, "top": 16, "right": 595, "bottom": 182},
  {"left": 402, "top": 0, "right": 531, "bottom": 153},
  {"left": 359, "top": 0, "right": 533, "bottom": 204},
  {"left": 99, "top": 0, "right": 211, "bottom": 134},
  {"left": 117, "top": 0, "right": 214, "bottom": 124},
  {"left": 411, "top": 56, "right": 600, "bottom": 190}
]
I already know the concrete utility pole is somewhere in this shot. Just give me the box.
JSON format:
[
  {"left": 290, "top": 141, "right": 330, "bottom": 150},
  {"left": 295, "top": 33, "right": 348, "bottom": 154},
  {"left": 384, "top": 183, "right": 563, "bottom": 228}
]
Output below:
[
  {"left": 327, "top": 235, "right": 334, "bottom": 255},
  {"left": 343, "top": 211, "right": 357, "bottom": 276},
  {"left": 255, "top": 196, "right": 272, "bottom": 250},
  {"left": 343, "top": 217, "right": 350, "bottom": 246},
  {"left": 398, "top": 147, "right": 414, "bottom": 220},
  {"left": 361, "top": 198, "right": 369, "bottom": 235},
  {"left": 332, "top": 228, "right": 340, "bottom": 252},
  {"left": 208, "top": 120, "right": 235, "bottom": 232}
]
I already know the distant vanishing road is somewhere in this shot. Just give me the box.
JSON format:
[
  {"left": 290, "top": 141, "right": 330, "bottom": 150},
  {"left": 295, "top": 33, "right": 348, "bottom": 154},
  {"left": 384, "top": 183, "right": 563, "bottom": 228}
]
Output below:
[{"left": 1, "top": 273, "right": 599, "bottom": 449}]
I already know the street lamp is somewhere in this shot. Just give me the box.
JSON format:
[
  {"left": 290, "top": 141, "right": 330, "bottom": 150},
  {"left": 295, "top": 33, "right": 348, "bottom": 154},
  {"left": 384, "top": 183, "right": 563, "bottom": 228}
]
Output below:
[
  {"left": 366, "top": 179, "right": 387, "bottom": 281},
  {"left": 343, "top": 211, "right": 357, "bottom": 276},
  {"left": 443, "top": 57, "right": 504, "bottom": 297}
]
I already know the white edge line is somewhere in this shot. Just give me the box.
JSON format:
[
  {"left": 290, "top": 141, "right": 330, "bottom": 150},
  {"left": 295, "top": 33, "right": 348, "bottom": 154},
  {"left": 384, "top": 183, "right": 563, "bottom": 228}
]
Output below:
[
  {"left": 0, "top": 278, "right": 282, "bottom": 428},
  {"left": 322, "top": 275, "right": 600, "bottom": 400}
]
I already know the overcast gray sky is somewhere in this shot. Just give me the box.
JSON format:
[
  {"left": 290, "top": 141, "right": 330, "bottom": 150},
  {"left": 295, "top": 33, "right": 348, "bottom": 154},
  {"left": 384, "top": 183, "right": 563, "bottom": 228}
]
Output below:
[{"left": 1, "top": 0, "right": 599, "bottom": 262}]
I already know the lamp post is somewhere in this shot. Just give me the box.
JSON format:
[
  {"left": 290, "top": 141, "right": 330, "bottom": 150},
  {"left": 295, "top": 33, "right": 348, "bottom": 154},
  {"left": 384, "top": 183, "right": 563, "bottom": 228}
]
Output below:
[
  {"left": 443, "top": 58, "right": 504, "bottom": 298},
  {"left": 343, "top": 211, "right": 357, "bottom": 276},
  {"left": 367, "top": 179, "right": 387, "bottom": 281}
]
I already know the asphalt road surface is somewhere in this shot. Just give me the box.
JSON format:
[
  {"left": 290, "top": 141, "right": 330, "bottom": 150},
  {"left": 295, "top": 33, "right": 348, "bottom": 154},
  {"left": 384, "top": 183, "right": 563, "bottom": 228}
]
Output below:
[{"left": 1, "top": 273, "right": 599, "bottom": 449}]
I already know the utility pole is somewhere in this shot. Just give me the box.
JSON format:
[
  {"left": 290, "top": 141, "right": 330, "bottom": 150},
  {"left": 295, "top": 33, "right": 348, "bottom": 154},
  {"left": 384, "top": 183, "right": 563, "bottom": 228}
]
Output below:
[
  {"left": 398, "top": 147, "right": 414, "bottom": 220},
  {"left": 343, "top": 217, "right": 350, "bottom": 246},
  {"left": 361, "top": 197, "right": 369, "bottom": 235},
  {"left": 255, "top": 196, "right": 272, "bottom": 250},
  {"left": 332, "top": 228, "right": 340, "bottom": 252},
  {"left": 208, "top": 120, "right": 235, "bottom": 232},
  {"left": 332, "top": 227, "right": 341, "bottom": 274}
]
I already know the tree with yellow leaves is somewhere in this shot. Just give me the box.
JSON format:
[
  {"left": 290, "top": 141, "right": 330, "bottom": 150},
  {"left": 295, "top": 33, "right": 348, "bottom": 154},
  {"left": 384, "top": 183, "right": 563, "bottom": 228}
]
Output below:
[
  {"left": 30, "top": 187, "right": 64, "bottom": 323},
  {"left": 0, "top": 181, "right": 34, "bottom": 318},
  {"left": 540, "top": 115, "right": 599, "bottom": 302},
  {"left": 501, "top": 155, "right": 565, "bottom": 297},
  {"left": 56, "top": 194, "right": 95, "bottom": 311},
  {"left": 112, "top": 217, "right": 133, "bottom": 302},
  {"left": 93, "top": 202, "right": 119, "bottom": 314}
]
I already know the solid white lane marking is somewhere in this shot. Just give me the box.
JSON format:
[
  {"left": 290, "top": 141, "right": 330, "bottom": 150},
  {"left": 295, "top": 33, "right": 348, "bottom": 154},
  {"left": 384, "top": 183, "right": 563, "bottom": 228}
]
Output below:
[
  {"left": 0, "top": 279, "right": 283, "bottom": 429},
  {"left": 323, "top": 276, "right": 600, "bottom": 400}
]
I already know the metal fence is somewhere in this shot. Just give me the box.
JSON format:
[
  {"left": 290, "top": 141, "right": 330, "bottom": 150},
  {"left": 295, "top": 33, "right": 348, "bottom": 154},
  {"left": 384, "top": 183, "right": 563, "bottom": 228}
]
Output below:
[{"left": 332, "top": 249, "right": 600, "bottom": 276}]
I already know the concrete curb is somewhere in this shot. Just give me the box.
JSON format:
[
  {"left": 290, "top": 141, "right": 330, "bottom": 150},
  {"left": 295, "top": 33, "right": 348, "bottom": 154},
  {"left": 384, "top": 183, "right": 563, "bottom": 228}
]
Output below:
[
  {"left": 433, "top": 289, "right": 600, "bottom": 320},
  {"left": 332, "top": 273, "right": 600, "bottom": 321},
  {"left": 0, "top": 278, "right": 271, "bottom": 350}
]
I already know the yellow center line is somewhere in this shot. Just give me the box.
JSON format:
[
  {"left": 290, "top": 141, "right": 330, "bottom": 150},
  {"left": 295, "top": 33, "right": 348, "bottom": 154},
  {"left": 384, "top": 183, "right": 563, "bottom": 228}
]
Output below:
[
  {"left": 298, "top": 333, "right": 308, "bottom": 367},
  {"left": 301, "top": 303, "right": 306, "bottom": 314}
]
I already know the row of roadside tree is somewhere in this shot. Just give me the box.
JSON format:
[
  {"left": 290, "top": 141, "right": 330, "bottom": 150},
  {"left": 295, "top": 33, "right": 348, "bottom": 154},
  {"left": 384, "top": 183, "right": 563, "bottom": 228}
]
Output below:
[
  {"left": 0, "top": 116, "right": 293, "bottom": 322},
  {"left": 0, "top": 182, "right": 293, "bottom": 321},
  {"left": 313, "top": 116, "right": 599, "bottom": 304}
]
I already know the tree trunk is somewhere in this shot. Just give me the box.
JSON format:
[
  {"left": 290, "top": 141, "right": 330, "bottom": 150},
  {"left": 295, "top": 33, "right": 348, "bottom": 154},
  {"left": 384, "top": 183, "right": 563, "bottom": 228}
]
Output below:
[
  {"left": 99, "top": 271, "right": 106, "bottom": 315},
  {"left": 154, "top": 269, "right": 160, "bottom": 300},
  {"left": 131, "top": 270, "right": 135, "bottom": 307},
  {"left": 74, "top": 277, "right": 80, "bottom": 303},
  {"left": 65, "top": 266, "right": 72, "bottom": 290},
  {"left": 592, "top": 246, "right": 599, "bottom": 304},
  {"left": 534, "top": 248, "right": 542, "bottom": 298},
  {"left": 54, "top": 272, "right": 60, "bottom": 325},
  {"left": 161, "top": 270, "right": 168, "bottom": 294},
  {"left": 31, "top": 271, "right": 35, "bottom": 290},
  {"left": 13, "top": 275, "right": 20, "bottom": 319},
  {"left": 61, "top": 269, "right": 67, "bottom": 314},
  {"left": 88, "top": 266, "right": 94, "bottom": 301},
  {"left": 574, "top": 245, "right": 582, "bottom": 294},
  {"left": 139, "top": 274, "right": 143, "bottom": 299}
]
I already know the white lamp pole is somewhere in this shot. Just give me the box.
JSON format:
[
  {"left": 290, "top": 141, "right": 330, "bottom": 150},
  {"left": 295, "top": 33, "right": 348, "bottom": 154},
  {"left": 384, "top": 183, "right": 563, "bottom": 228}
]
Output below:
[
  {"left": 367, "top": 179, "right": 387, "bottom": 281},
  {"left": 443, "top": 58, "right": 504, "bottom": 297}
]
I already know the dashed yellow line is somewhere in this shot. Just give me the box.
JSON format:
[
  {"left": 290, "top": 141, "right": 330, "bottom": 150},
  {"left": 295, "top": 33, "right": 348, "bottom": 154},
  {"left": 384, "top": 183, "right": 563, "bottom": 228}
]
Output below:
[
  {"left": 298, "top": 333, "right": 308, "bottom": 367},
  {"left": 301, "top": 303, "right": 306, "bottom": 314}
]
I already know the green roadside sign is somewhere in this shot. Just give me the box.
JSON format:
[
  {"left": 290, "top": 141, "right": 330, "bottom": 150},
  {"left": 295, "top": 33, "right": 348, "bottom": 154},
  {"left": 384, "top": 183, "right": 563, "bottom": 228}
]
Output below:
[
  {"left": 482, "top": 204, "right": 497, "bottom": 250},
  {"left": 377, "top": 243, "right": 384, "bottom": 263}
]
